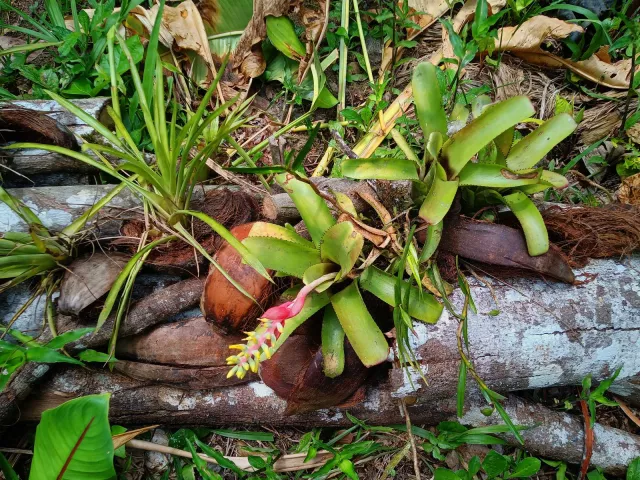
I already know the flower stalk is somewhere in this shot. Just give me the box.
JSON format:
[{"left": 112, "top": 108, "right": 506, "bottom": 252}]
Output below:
[{"left": 226, "top": 273, "right": 337, "bottom": 379}]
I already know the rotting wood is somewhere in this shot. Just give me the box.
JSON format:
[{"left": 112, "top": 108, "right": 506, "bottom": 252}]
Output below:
[
  {"left": 0, "top": 98, "right": 111, "bottom": 185},
  {"left": 19, "top": 367, "right": 640, "bottom": 475}
]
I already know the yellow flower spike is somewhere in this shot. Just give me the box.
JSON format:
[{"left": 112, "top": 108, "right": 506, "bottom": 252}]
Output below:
[
  {"left": 229, "top": 345, "right": 245, "bottom": 351},
  {"left": 242, "top": 362, "right": 250, "bottom": 371},
  {"left": 251, "top": 361, "right": 259, "bottom": 373},
  {"left": 227, "top": 368, "right": 236, "bottom": 379}
]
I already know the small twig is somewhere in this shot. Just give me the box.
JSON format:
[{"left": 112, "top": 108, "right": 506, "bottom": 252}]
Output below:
[
  {"left": 578, "top": 400, "right": 594, "bottom": 480},
  {"left": 330, "top": 129, "right": 358, "bottom": 159},
  {"left": 613, "top": 395, "right": 640, "bottom": 428},
  {"left": 399, "top": 399, "right": 422, "bottom": 480},
  {"left": 568, "top": 170, "right": 614, "bottom": 202}
]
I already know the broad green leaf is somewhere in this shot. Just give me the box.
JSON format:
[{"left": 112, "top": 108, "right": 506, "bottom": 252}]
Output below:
[
  {"left": 0, "top": 254, "right": 57, "bottom": 279},
  {"left": 248, "top": 222, "right": 314, "bottom": 248},
  {"left": 242, "top": 237, "right": 321, "bottom": 278},
  {"left": 78, "top": 350, "right": 116, "bottom": 363},
  {"left": 321, "top": 306, "right": 345, "bottom": 378},
  {"left": 341, "top": 158, "right": 420, "bottom": 181},
  {"left": 195, "top": 438, "right": 245, "bottom": 477},
  {"left": 302, "top": 263, "right": 338, "bottom": 292},
  {"left": 275, "top": 173, "right": 336, "bottom": 247},
  {"left": 434, "top": 468, "right": 459, "bottom": 480},
  {"left": 507, "top": 457, "right": 541, "bottom": 478},
  {"left": 266, "top": 15, "right": 305, "bottom": 60},
  {"left": 412, "top": 62, "right": 448, "bottom": 142},
  {"left": 359, "top": 266, "right": 443, "bottom": 324},
  {"left": 25, "top": 347, "right": 84, "bottom": 366},
  {"left": 320, "top": 221, "right": 363, "bottom": 280},
  {"left": 517, "top": 170, "right": 569, "bottom": 194},
  {"left": 418, "top": 164, "right": 459, "bottom": 225},
  {"left": 494, "top": 127, "right": 515, "bottom": 161},
  {"left": 331, "top": 281, "right": 389, "bottom": 367},
  {"left": 627, "top": 457, "right": 640, "bottom": 480},
  {"left": 30, "top": 394, "right": 115, "bottom": 480},
  {"left": 482, "top": 450, "right": 509, "bottom": 478},
  {"left": 503, "top": 192, "right": 549, "bottom": 256},
  {"left": 333, "top": 191, "right": 358, "bottom": 217},
  {"left": 45, "top": 328, "right": 93, "bottom": 349},
  {"left": 506, "top": 114, "right": 577, "bottom": 171},
  {"left": 458, "top": 164, "right": 541, "bottom": 188},
  {"left": 442, "top": 96, "right": 535, "bottom": 178}
]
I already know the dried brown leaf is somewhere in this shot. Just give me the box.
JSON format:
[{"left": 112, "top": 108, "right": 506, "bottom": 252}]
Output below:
[
  {"left": 112, "top": 425, "right": 159, "bottom": 450},
  {"left": 618, "top": 173, "right": 640, "bottom": 206},
  {"left": 494, "top": 16, "right": 639, "bottom": 89}
]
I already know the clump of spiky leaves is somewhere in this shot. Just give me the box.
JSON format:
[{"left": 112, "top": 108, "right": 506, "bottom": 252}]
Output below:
[
  {"left": 342, "top": 62, "right": 577, "bottom": 257},
  {"left": 0, "top": 184, "right": 125, "bottom": 296},
  {"left": 4, "top": 21, "right": 269, "bottom": 358},
  {"left": 226, "top": 173, "right": 443, "bottom": 379}
]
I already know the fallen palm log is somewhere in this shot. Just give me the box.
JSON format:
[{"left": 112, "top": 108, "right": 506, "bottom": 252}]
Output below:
[
  {"left": 0, "top": 98, "right": 110, "bottom": 186},
  {"left": 20, "top": 367, "right": 639, "bottom": 475},
  {"left": 0, "top": 179, "right": 406, "bottom": 238}
]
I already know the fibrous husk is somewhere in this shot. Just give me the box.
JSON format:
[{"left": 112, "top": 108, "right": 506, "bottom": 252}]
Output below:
[
  {"left": 0, "top": 107, "right": 79, "bottom": 150},
  {"left": 260, "top": 333, "right": 369, "bottom": 415},
  {"left": 115, "top": 189, "right": 258, "bottom": 271},
  {"left": 493, "top": 16, "right": 640, "bottom": 90},
  {"left": 58, "top": 252, "right": 130, "bottom": 315},
  {"left": 201, "top": 222, "right": 276, "bottom": 333},
  {"left": 116, "top": 316, "right": 243, "bottom": 367},
  {"left": 542, "top": 204, "right": 640, "bottom": 266}
]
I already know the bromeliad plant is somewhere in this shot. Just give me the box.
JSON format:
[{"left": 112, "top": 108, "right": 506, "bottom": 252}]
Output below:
[
  {"left": 4, "top": 25, "right": 269, "bottom": 356},
  {"left": 342, "top": 62, "right": 578, "bottom": 257},
  {"left": 226, "top": 173, "right": 444, "bottom": 380}
]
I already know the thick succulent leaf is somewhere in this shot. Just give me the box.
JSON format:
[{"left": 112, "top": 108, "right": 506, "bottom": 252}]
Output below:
[
  {"left": 359, "top": 266, "right": 443, "bottom": 324},
  {"left": 242, "top": 237, "right": 321, "bottom": 278},
  {"left": 30, "top": 394, "right": 115, "bottom": 480},
  {"left": 341, "top": 158, "right": 420, "bottom": 181},
  {"left": 303, "top": 263, "right": 338, "bottom": 293},
  {"left": 266, "top": 15, "right": 305, "bottom": 60},
  {"left": 494, "top": 127, "right": 515, "bottom": 162},
  {"left": 331, "top": 281, "right": 389, "bottom": 367},
  {"left": 275, "top": 173, "right": 336, "bottom": 247},
  {"left": 321, "top": 306, "right": 346, "bottom": 378},
  {"left": 419, "top": 220, "right": 443, "bottom": 263},
  {"left": 441, "top": 96, "right": 535, "bottom": 178},
  {"left": 517, "top": 170, "right": 569, "bottom": 194},
  {"left": 502, "top": 192, "right": 549, "bottom": 256},
  {"left": 412, "top": 62, "right": 447, "bottom": 141},
  {"left": 248, "top": 222, "right": 315, "bottom": 248},
  {"left": 458, "top": 164, "right": 541, "bottom": 188},
  {"left": 320, "top": 222, "right": 363, "bottom": 280},
  {"left": 506, "top": 114, "right": 577, "bottom": 171},
  {"left": 418, "top": 164, "right": 459, "bottom": 225}
]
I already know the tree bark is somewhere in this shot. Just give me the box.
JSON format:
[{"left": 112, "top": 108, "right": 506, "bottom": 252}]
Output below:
[
  {"left": 0, "top": 98, "right": 111, "bottom": 186},
  {"left": 19, "top": 367, "right": 640, "bottom": 475}
]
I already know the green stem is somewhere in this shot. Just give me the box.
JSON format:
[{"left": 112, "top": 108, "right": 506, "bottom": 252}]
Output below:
[
  {"left": 338, "top": 0, "right": 351, "bottom": 113},
  {"left": 352, "top": 0, "right": 374, "bottom": 84}
]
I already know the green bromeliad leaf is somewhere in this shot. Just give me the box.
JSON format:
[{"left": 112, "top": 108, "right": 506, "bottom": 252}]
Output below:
[
  {"left": 502, "top": 192, "right": 549, "bottom": 256},
  {"left": 321, "top": 306, "right": 346, "bottom": 378},
  {"left": 331, "top": 281, "right": 389, "bottom": 367},
  {"left": 248, "top": 222, "right": 315, "bottom": 248},
  {"left": 275, "top": 173, "right": 336, "bottom": 247},
  {"left": 418, "top": 163, "right": 459, "bottom": 225},
  {"left": 303, "top": 263, "right": 338, "bottom": 293},
  {"left": 265, "top": 15, "right": 306, "bottom": 60},
  {"left": 359, "top": 266, "right": 443, "bottom": 324},
  {"left": 517, "top": 170, "right": 569, "bottom": 194},
  {"left": 341, "top": 158, "right": 420, "bottom": 181},
  {"left": 412, "top": 62, "right": 448, "bottom": 142},
  {"left": 458, "top": 164, "right": 541, "bottom": 188},
  {"left": 505, "top": 113, "right": 577, "bottom": 171},
  {"left": 320, "top": 222, "right": 363, "bottom": 280},
  {"left": 441, "top": 96, "right": 535, "bottom": 178},
  {"left": 242, "top": 236, "right": 321, "bottom": 278}
]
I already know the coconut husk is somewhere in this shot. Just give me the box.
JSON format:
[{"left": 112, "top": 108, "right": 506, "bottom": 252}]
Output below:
[
  {"left": 0, "top": 106, "right": 79, "bottom": 150},
  {"left": 115, "top": 189, "right": 258, "bottom": 272},
  {"left": 542, "top": 204, "right": 640, "bottom": 267}
]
